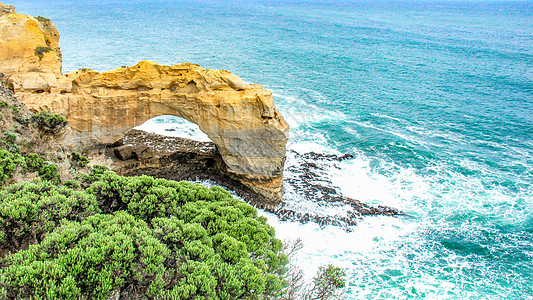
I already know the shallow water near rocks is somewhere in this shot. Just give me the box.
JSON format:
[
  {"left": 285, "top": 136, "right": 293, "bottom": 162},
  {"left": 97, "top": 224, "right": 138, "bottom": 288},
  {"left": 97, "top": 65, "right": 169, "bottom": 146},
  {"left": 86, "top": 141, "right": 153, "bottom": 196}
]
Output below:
[{"left": 11, "top": 0, "right": 533, "bottom": 298}]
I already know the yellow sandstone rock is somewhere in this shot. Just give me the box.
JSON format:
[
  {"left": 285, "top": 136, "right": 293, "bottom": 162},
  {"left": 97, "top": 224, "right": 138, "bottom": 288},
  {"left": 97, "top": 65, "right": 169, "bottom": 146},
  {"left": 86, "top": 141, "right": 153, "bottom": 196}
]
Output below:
[{"left": 0, "top": 4, "right": 289, "bottom": 205}]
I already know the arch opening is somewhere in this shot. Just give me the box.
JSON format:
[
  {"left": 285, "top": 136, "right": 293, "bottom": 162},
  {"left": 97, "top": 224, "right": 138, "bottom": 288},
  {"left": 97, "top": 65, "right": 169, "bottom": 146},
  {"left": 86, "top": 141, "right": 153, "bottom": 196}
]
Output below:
[{"left": 134, "top": 115, "right": 212, "bottom": 143}]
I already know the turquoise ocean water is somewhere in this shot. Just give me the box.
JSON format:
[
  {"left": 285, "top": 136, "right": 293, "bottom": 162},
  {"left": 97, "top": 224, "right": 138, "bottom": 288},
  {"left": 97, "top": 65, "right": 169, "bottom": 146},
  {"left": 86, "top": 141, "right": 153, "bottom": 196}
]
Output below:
[{"left": 10, "top": 0, "right": 533, "bottom": 298}]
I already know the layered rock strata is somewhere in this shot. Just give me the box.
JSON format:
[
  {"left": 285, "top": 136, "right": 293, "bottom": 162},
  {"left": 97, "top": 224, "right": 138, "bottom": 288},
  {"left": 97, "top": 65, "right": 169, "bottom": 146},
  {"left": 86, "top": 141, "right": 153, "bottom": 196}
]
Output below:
[{"left": 0, "top": 4, "right": 289, "bottom": 204}]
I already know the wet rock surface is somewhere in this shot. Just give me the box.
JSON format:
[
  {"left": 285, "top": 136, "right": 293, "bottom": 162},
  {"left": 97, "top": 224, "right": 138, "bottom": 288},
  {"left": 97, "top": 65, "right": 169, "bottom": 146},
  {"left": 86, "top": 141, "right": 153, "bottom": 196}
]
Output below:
[{"left": 273, "top": 150, "right": 401, "bottom": 228}]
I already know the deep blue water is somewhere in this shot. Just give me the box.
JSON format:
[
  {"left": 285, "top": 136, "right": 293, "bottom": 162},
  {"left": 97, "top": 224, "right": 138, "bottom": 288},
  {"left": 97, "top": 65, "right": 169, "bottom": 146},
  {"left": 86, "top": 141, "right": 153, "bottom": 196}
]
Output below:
[{"left": 9, "top": 0, "right": 533, "bottom": 298}]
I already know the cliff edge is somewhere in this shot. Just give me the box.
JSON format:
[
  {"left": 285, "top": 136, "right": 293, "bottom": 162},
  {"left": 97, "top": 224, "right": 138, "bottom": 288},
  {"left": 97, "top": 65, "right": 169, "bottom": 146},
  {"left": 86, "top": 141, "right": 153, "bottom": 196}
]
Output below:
[{"left": 0, "top": 3, "right": 289, "bottom": 205}]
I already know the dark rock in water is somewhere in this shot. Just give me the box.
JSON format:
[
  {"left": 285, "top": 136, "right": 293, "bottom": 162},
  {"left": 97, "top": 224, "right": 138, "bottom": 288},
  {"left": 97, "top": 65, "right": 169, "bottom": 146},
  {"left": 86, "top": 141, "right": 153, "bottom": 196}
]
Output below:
[
  {"left": 114, "top": 144, "right": 134, "bottom": 160},
  {"left": 276, "top": 150, "right": 401, "bottom": 227},
  {"left": 108, "top": 132, "right": 401, "bottom": 228},
  {"left": 298, "top": 151, "right": 354, "bottom": 162}
]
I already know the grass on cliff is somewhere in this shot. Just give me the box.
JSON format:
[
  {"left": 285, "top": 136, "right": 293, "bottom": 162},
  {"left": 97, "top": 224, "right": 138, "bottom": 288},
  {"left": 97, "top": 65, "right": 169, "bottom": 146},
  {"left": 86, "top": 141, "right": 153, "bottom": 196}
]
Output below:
[{"left": 34, "top": 46, "right": 52, "bottom": 61}]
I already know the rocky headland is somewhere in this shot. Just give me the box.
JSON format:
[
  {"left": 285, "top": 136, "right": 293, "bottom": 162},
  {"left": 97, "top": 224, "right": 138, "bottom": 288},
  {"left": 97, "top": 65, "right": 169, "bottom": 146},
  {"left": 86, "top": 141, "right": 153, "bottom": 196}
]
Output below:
[
  {"left": 0, "top": 2, "right": 399, "bottom": 218},
  {"left": 0, "top": 2, "right": 288, "bottom": 207}
]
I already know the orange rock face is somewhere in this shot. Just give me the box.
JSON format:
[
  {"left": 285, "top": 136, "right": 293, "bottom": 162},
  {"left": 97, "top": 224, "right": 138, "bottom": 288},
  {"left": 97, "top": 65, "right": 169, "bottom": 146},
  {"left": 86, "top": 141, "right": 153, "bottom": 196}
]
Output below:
[{"left": 0, "top": 4, "right": 289, "bottom": 205}]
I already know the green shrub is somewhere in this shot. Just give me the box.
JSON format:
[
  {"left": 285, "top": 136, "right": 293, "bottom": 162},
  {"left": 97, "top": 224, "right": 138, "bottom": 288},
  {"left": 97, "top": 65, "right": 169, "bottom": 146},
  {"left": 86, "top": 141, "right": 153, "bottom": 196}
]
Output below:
[
  {"left": 0, "top": 132, "right": 20, "bottom": 153},
  {"left": 36, "top": 16, "right": 51, "bottom": 23},
  {"left": 39, "top": 163, "right": 61, "bottom": 184},
  {"left": 34, "top": 46, "right": 52, "bottom": 61},
  {"left": 11, "top": 106, "right": 20, "bottom": 115},
  {"left": 2, "top": 132, "right": 16, "bottom": 144},
  {"left": 0, "top": 170, "right": 289, "bottom": 299},
  {"left": 307, "top": 265, "right": 347, "bottom": 300},
  {"left": 24, "top": 153, "right": 45, "bottom": 172},
  {"left": 2, "top": 131, "right": 16, "bottom": 145},
  {"left": 87, "top": 172, "right": 190, "bottom": 218},
  {"left": 0, "top": 149, "right": 23, "bottom": 184},
  {"left": 30, "top": 111, "right": 68, "bottom": 134},
  {"left": 0, "top": 212, "right": 168, "bottom": 299},
  {"left": 0, "top": 180, "right": 100, "bottom": 253},
  {"left": 63, "top": 180, "right": 81, "bottom": 189},
  {"left": 78, "top": 164, "right": 109, "bottom": 187},
  {"left": 70, "top": 152, "right": 89, "bottom": 167},
  {"left": 0, "top": 101, "right": 8, "bottom": 109}
]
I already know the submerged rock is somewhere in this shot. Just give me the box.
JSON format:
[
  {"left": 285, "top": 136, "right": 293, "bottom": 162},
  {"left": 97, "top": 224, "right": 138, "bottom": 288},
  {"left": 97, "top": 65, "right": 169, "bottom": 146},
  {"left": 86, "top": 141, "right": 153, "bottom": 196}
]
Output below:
[{"left": 276, "top": 150, "right": 401, "bottom": 227}]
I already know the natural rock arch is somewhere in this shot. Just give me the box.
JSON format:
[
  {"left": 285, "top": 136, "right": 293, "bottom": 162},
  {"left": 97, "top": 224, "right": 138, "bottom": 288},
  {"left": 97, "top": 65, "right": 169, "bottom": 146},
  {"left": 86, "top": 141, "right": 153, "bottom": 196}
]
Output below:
[{"left": 0, "top": 5, "right": 289, "bottom": 204}]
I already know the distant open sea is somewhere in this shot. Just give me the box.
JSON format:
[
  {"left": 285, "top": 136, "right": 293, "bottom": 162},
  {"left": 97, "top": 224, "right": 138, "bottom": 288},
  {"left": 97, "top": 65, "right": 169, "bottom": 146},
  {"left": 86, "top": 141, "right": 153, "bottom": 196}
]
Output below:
[{"left": 11, "top": 0, "right": 533, "bottom": 298}]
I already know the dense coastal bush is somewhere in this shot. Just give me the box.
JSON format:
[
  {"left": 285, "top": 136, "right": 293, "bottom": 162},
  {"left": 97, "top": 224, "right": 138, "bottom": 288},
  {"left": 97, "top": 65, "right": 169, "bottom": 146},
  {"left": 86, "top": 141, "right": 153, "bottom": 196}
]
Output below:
[
  {"left": 0, "top": 149, "right": 23, "bottom": 184},
  {"left": 39, "top": 163, "right": 61, "bottom": 184},
  {"left": 1, "top": 212, "right": 168, "bottom": 299},
  {"left": 29, "top": 111, "right": 68, "bottom": 134},
  {"left": 70, "top": 151, "right": 89, "bottom": 167},
  {"left": 0, "top": 171, "right": 289, "bottom": 299},
  {"left": 24, "top": 153, "right": 45, "bottom": 172},
  {"left": 0, "top": 181, "right": 100, "bottom": 254}
]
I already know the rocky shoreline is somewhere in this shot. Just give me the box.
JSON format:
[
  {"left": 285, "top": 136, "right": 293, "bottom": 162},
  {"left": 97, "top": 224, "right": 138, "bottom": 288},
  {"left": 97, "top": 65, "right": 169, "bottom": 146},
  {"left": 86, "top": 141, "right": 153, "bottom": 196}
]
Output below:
[
  {"left": 106, "top": 130, "right": 401, "bottom": 226},
  {"left": 278, "top": 150, "right": 401, "bottom": 227}
]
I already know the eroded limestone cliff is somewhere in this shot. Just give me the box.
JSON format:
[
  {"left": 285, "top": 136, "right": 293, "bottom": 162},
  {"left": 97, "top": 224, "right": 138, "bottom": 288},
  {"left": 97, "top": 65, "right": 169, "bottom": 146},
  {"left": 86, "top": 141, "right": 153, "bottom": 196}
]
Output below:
[{"left": 0, "top": 3, "right": 289, "bottom": 205}]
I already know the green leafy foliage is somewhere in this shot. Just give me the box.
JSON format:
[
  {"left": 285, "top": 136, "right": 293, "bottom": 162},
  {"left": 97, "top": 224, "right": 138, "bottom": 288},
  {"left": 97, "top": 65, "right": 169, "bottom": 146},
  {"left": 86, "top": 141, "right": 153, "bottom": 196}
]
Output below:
[
  {"left": 70, "top": 151, "right": 89, "bottom": 167},
  {"left": 24, "top": 153, "right": 45, "bottom": 172},
  {"left": 86, "top": 172, "right": 234, "bottom": 220},
  {"left": 0, "top": 101, "right": 8, "bottom": 109},
  {"left": 78, "top": 164, "right": 109, "bottom": 187},
  {"left": 0, "top": 131, "right": 20, "bottom": 153},
  {"left": 39, "top": 163, "right": 61, "bottom": 184},
  {"left": 2, "top": 132, "right": 16, "bottom": 145},
  {"left": 0, "top": 180, "right": 100, "bottom": 254},
  {"left": 306, "top": 265, "right": 346, "bottom": 300},
  {"left": 0, "top": 170, "right": 289, "bottom": 299},
  {"left": 62, "top": 180, "right": 81, "bottom": 189},
  {"left": 0, "top": 212, "right": 168, "bottom": 299},
  {"left": 11, "top": 106, "right": 20, "bottom": 114},
  {"left": 30, "top": 111, "right": 68, "bottom": 134},
  {"left": 0, "top": 149, "right": 23, "bottom": 184}
]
